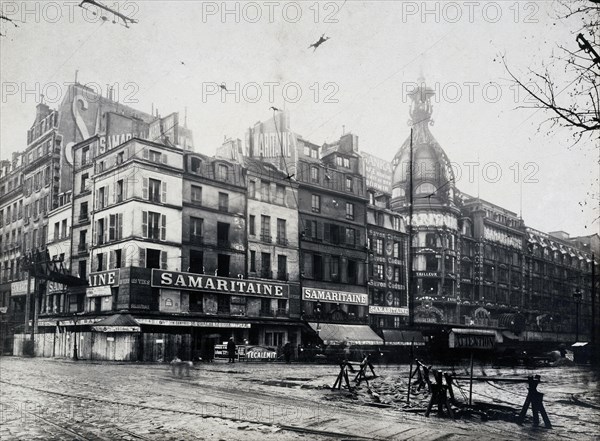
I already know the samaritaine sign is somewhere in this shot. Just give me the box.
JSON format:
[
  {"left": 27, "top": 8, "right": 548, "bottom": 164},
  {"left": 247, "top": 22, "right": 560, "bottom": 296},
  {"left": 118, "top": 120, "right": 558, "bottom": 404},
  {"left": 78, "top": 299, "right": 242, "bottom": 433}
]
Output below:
[
  {"left": 151, "top": 270, "right": 289, "bottom": 298},
  {"left": 302, "top": 288, "right": 368, "bottom": 306}
]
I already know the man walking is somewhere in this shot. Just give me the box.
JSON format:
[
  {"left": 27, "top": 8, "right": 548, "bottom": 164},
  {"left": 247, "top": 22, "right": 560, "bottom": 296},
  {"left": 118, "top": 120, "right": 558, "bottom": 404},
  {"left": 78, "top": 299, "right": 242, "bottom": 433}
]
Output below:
[{"left": 227, "top": 337, "right": 236, "bottom": 363}]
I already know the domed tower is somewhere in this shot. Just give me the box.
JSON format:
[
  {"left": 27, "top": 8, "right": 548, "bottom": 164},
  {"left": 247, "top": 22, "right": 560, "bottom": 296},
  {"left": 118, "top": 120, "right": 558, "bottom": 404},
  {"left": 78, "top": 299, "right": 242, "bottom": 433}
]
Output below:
[{"left": 391, "top": 79, "right": 461, "bottom": 324}]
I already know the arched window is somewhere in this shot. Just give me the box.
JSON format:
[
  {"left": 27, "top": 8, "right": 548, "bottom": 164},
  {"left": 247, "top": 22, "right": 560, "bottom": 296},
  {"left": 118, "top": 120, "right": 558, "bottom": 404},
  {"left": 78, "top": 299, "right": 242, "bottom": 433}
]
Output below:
[
  {"left": 392, "top": 187, "right": 405, "bottom": 198},
  {"left": 415, "top": 182, "right": 436, "bottom": 195}
]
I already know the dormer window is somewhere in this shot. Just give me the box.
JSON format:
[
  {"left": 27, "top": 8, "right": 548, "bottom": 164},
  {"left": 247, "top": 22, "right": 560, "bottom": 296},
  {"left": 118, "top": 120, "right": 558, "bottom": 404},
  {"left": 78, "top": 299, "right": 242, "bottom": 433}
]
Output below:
[
  {"left": 190, "top": 157, "right": 202, "bottom": 173},
  {"left": 217, "top": 164, "right": 229, "bottom": 181},
  {"left": 416, "top": 182, "right": 436, "bottom": 196}
]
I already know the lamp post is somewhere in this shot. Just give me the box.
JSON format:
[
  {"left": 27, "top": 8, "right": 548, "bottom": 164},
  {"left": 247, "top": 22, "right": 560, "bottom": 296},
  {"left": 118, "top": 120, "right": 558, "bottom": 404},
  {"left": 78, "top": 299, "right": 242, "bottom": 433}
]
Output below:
[
  {"left": 72, "top": 313, "right": 79, "bottom": 361},
  {"left": 573, "top": 289, "right": 582, "bottom": 342}
]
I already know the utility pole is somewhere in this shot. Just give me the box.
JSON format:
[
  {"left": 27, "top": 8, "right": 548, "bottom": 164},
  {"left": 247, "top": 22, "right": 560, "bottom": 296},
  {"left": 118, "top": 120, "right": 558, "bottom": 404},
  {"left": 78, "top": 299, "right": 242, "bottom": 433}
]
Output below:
[
  {"left": 592, "top": 253, "right": 596, "bottom": 345},
  {"left": 408, "top": 128, "right": 414, "bottom": 327}
]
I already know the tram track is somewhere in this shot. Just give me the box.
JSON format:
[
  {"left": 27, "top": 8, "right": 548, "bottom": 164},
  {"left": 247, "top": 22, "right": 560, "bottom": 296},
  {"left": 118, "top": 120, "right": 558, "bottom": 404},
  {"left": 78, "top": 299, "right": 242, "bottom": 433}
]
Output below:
[{"left": 0, "top": 379, "right": 381, "bottom": 440}]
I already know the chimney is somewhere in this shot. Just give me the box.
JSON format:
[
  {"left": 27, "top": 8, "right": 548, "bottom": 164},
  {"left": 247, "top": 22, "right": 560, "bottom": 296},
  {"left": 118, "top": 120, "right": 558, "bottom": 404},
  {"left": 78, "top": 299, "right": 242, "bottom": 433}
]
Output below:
[{"left": 35, "top": 102, "right": 51, "bottom": 124}]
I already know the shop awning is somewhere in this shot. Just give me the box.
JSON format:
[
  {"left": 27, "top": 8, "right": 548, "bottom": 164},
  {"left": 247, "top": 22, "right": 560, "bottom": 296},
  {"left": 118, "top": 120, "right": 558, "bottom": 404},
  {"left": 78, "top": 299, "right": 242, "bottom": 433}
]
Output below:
[
  {"left": 308, "top": 323, "right": 383, "bottom": 346},
  {"left": 91, "top": 313, "right": 141, "bottom": 332},
  {"left": 449, "top": 328, "right": 502, "bottom": 349},
  {"left": 382, "top": 330, "right": 425, "bottom": 346},
  {"left": 572, "top": 342, "right": 589, "bottom": 347}
]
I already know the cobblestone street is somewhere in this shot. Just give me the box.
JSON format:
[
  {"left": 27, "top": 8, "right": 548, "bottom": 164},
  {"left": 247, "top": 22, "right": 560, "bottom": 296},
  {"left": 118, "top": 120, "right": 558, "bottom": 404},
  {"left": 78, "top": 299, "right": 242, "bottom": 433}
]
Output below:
[{"left": 1, "top": 357, "right": 599, "bottom": 440}]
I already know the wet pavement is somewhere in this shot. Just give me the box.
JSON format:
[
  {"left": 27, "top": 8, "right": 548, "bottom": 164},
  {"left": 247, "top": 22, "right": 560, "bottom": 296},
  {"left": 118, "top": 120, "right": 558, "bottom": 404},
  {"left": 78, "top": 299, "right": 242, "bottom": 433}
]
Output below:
[{"left": 1, "top": 357, "right": 599, "bottom": 440}]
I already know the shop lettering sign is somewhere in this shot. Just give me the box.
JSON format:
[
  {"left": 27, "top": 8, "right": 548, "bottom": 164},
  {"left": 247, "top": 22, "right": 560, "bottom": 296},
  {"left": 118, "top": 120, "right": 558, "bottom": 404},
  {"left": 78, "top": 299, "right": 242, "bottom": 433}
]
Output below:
[
  {"left": 368, "top": 305, "right": 409, "bottom": 316},
  {"left": 88, "top": 270, "right": 120, "bottom": 287},
  {"left": 302, "top": 288, "right": 368, "bottom": 306},
  {"left": 152, "top": 270, "right": 288, "bottom": 298}
]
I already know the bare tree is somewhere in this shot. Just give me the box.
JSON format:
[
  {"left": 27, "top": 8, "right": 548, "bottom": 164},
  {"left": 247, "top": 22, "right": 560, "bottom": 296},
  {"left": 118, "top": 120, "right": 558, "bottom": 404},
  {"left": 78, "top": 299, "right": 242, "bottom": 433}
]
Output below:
[
  {"left": 0, "top": 14, "right": 19, "bottom": 37},
  {"left": 504, "top": 0, "right": 599, "bottom": 146}
]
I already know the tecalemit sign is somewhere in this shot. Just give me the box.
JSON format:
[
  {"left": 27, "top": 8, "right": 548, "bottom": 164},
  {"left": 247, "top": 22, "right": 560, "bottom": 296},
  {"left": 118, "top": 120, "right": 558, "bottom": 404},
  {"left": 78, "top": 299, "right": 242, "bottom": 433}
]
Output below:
[
  {"left": 302, "top": 288, "right": 368, "bottom": 306},
  {"left": 151, "top": 270, "right": 288, "bottom": 298}
]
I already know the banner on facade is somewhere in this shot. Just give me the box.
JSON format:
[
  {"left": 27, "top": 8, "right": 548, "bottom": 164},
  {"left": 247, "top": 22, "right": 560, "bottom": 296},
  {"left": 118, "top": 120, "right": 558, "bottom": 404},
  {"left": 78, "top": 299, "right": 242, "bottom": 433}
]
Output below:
[
  {"left": 89, "top": 270, "right": 120, "bottom": 287},
  {"left": 360, "top": 151, "right": 393, "bottom": 194},
  {"left": 302, "top": 288, "right": 368, "bottom": 306},
  {"left": 151, "top": 270, "right": 289, "bottom": 298}
]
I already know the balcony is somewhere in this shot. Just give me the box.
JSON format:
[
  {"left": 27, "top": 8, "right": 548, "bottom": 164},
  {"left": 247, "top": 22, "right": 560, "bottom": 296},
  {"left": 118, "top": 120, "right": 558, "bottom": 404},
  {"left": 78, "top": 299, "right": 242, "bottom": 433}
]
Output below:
[
  {"left": 276, "top": 272, "right": 288, "bottom": 281},
  {"left": 77, "top": 243, "right": 88, "bottom": 253},
  {"left": 260, "top": 270, "right": 272, "bottom": 279},
  {"left": 276, "top": 236, "right": 289, "bottom": 246},
  {"left": 78, "top": 213, "right": 89, "bottom": 222},
  {"left": 260, "top": 233, "right": 272, "bottom": 243},
  {"left": 260, "top": 308, "right": 288, "bottom": 318}
]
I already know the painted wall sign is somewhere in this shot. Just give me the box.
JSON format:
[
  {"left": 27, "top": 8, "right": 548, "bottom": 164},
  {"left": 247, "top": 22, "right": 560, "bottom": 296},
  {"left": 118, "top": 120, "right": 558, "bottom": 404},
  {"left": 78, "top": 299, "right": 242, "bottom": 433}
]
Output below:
[
  {"left": 484, "top": 227, "right": 521, "bottom": 249},
  {"left": 151, "top": 270, "right": 288, "bottom": 298},
  {"left": 136, "top": 318, "right": 251, "bottom": 328},
  {"left": 302, "top": 288, "right": 368, "bottom": 306},
  {"left": 11, "top": 279, "right": 35, "bottom": 296},
  {"left": 415, "top": 271, "right": 439, "bottom": 278},
  {"left": 360, "top": 151, "right": 393, "bottom": 194},
  {"left": 412, "top": 212, "right": 458, "bottom": 230},
  {"left": 47, "top": 281, "right": 67, "bottom": 294},
  {"left": 88, "top": 270, "right": 120, "bottom": 287},
  {"left": 368, "top": 305, "right": 409, "bottom": 316},
  {"left": 92, "top": 325, "right": 140, "bottom": 333}
]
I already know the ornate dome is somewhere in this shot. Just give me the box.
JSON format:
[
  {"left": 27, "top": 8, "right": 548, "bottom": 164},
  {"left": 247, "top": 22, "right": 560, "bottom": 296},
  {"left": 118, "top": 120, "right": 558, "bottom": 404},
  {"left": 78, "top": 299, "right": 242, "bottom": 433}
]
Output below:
[{"left": 391, "top": 79, "right": 456, "bottom": 207}]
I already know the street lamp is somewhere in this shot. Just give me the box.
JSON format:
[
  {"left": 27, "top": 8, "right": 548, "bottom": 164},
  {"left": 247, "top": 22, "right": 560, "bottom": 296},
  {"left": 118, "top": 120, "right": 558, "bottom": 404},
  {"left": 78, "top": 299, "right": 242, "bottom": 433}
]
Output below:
[
  {"left": 573, "top": 289, "right": 582, "bottom": 342},
  {"left": 73, "top": 313, "right": 79, "bottom": 361}
]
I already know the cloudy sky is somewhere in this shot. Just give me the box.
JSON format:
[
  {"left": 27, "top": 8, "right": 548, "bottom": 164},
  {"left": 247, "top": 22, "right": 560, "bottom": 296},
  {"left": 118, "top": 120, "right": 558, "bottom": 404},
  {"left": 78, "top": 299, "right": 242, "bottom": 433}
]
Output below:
[{"left": 1, "top": 1, "right": 598, "bottom": 237}]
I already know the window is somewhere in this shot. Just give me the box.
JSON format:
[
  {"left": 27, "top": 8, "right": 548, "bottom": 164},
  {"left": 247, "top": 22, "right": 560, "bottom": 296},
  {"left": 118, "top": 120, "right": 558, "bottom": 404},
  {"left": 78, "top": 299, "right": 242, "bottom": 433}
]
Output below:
[
  {"left": 277, "top": 219, "right": 287, "bottom": 245},
  {"left": 345, "top": 177, "right": 353, "bottom": 191},
  {"left": 218, "top": 192, "right": 229, "bottom": 211},
  {"left": 275, "top": 184, "right": 285, "bottom": 204},
  {"left": 277, "top": 255, "right": 287, "bottom": 280},
  {"left": 143, "top": 211, "right": 165, "bottom": 240},
  {"left": 249, "top": 215, "right": 255, "bottom": 235},
  {"left": 217, "top": 164, "right": 228, "bottom": 181},
  {"left": 261, "top": 253, "right": 271, "bottom": 278},
  {"left": 148, "top": 149, "right": 162, "bottom": 163},
  {"left": 116, "top": 151, "right": 125, "bottom": 165},
  {"left": 313, "top": 254, "right": 323, "bottom": 280},
  {"left": 217, "top": 222, "right": 229, "bottom": 245},
  {"left": 346, "top": 203, "right": 354, "bottom": 220},
  {"left": 53, "top": 222, "right": 60, "bottom": 241},
  {"left": 250, "top": 250, "right": 256, "bottom": 272},
  {"left": 261, "top": 181, "right": 270, "bottom": 201},
  {"left": 97, "top": 252, "right": 105, "bottom": 271},
  {"left": 311, "top": 194, "right": 320, "bottom": 213},
  {"left": 375, "top": 238, "right": 383, "bottom": 255},
  {"left": 261, "top": 215, "right": 271, "bottom": 241},
  {"left": 190, "top": 250, "right": 203, "bottom": 273},
  {"left": 310, "top": 166, "right": 319, "bottom": 182},
  {"left": 217, "top": 254, "right": 230, "bottom": 277},
  {"left": 191, "top": 185, "right": 202, "bottom": 203},
  {"left": 116, "top": 179, "right": 124, "bottom": 203},
  {"left": 148, "top": 178, "right": 161, "bottom": 202},
  {"left": 81, "top": 173, "right": 89, "bottom": 192},
  {"left": 330, "top": 256, "right": 340, "bottom": 281},
  {"left": 393, "top": 267, "right": 401, "bottom": 283},
  {"left": 80, "top": 202, "right": 88, "bottom": 220},
  {"left": 190, "top": 217, "right": 203, "bottom": 242},
  {"left": 61, "top": 219, "right": 68, "bottom": 239},
  {"left": 98, "top": 187, "right": 107, "bottom": 209},
  {"left": 393, "top": 242, "right": 400, "bottom": 259},
  {"left": 144, "top": 248, "right": 164, "bottom": 269},
  {"left": 113, "top": 249, "right": 123, "bottom": 269},
  {"left": 375, "top": 264, "right": 384, "bottom": 279},
  {"left": 78, "top": 230, "right": 87, "bottom": 252},
  {"left": 345, "top": 227, "right": 356, "bottom": 246},
  {"left": 304, "top": 220, "right": 318, "bottom": 240},
  {"left": 82, "top": 146, "right": 89, "bottom": 165},
  {"left": 249, "top": 180, "right": 256, "bottom": 198},
  {"left": 98, "top": 161, "right": 105, "bottom": 172},
  {"left": 347, "top": 259, "right": 357, "bottom": 284},
  {"left": 416, "top": 182, "right": 436, "bottom": 195},
  {"left": 109, "top": 214, "right": 123, "bottom": 241}
]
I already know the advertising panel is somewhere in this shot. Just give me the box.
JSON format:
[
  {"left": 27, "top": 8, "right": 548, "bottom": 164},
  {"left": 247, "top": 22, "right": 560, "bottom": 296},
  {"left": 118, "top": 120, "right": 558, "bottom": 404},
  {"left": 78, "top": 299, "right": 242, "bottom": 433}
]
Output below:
[{"left": 360, "top": 151, "right": 393, "bottom": 194}]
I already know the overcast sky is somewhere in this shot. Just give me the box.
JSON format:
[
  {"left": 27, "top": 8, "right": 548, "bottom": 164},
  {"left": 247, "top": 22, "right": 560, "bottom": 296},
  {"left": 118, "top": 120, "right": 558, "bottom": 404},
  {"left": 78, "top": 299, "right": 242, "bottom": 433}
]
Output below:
[{"left": 1, "top": 1, "right": 598, "bottom": 237}]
